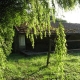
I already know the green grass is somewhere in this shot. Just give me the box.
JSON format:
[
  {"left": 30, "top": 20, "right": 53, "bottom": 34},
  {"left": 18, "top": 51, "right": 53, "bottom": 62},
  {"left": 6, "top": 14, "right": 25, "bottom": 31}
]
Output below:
[{"left": 4, "top": 52, "right": 80, "bottom": 80}]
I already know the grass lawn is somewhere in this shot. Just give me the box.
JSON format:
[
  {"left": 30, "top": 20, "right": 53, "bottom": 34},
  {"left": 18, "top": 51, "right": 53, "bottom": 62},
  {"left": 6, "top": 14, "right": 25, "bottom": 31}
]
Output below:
[{"left": 5, "top": 51, "right": 80, "bottom": 80}]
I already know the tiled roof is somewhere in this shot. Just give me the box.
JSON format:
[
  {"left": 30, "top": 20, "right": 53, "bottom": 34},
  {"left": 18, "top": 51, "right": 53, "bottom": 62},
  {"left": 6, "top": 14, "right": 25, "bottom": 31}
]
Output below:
[
  {"left": 15, "top": 26, "right": 27, "bottom": 33},
  {"left": 51, "top": 22, "right": 80, "bottom": 34},
  {"left": 15, "top": 22, "right": 27, "bottom": 33},
  {"left": 15, "top": 22, "right": 80, "bottom": 34}
]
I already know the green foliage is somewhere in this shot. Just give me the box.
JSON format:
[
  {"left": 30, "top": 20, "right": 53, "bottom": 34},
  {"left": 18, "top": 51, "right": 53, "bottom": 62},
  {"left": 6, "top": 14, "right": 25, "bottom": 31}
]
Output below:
[
  {"left": 54, "top": 23, "right": 67, "bottom": 80},
  {"left": 55, "top": 23, "right": 67, "bottom": 55},
  {"left": 0, "top": 36, "right": 6, "bottom": 80},
  {"left": 56, "top": 0, "right": 77, "bottom": 10},
  {"left": 0, "top": 48, "right": 6, "bottom": 80},
  {"left": 0, "top": 25, "right": 14, "bottom": 56}
]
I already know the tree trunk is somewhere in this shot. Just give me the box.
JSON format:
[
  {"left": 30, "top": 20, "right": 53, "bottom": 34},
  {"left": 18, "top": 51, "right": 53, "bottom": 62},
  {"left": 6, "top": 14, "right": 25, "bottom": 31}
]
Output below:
[{"left": 46, "top": 39, "right": 51, "bottom": 66}]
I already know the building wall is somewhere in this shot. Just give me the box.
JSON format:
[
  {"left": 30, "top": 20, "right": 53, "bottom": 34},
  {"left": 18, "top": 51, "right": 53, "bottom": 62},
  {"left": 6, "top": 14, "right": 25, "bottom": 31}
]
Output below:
[
  {"left": 25, "top": 35, "right": 56, "bottom": 52},
  {"left": 13, "top": 32, "right": 80, "bottom": 53},
  {"left": 67, "top": 34, "right": 80, "bottom": 49}
]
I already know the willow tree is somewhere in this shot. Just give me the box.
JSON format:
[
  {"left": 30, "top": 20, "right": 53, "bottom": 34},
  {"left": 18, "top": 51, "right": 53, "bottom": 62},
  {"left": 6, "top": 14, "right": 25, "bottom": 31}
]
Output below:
[
  {"left": 54, "top": 23, "right": 67, "bottom": 79},
  {"left": 0, "top": 0, "right": 79, "bottom": 79}
]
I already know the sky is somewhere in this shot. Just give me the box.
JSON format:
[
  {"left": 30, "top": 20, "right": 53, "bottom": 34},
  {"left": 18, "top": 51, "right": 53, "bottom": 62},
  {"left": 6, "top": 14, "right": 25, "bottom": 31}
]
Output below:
[{"left": 56, "top": 5, "right": 80, "bottom": 23}]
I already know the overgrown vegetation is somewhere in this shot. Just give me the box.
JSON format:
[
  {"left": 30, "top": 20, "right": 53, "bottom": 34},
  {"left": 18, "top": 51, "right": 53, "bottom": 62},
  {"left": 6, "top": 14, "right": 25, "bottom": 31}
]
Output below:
[
  {"left": 0, "top": 0, "right": 80, "bottom": 79},
  {"left": 4, "top": 52, "right": 80, "bottom": 80},
  {"left": 54, "top": 23, "right": 67, "bottom": 79},
  {"left": 0, "top": 48, "right": 6, "bottom": 80}
]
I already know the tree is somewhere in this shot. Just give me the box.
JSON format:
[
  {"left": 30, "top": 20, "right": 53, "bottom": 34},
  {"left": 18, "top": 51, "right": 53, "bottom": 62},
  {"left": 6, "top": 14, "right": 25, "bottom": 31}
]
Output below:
[
  {"left": 0, "top": 0, "right": 79, "bottom": 79},
  {"left": 54, "top": 23, "right": 67, "bottom": 79}
]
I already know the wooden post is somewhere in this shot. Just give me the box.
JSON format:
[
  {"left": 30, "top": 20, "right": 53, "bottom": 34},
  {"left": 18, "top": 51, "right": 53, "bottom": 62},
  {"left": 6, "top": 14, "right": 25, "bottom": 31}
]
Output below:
[{"left": 46, "top": 39, "right": 51, "bottom": 66}]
